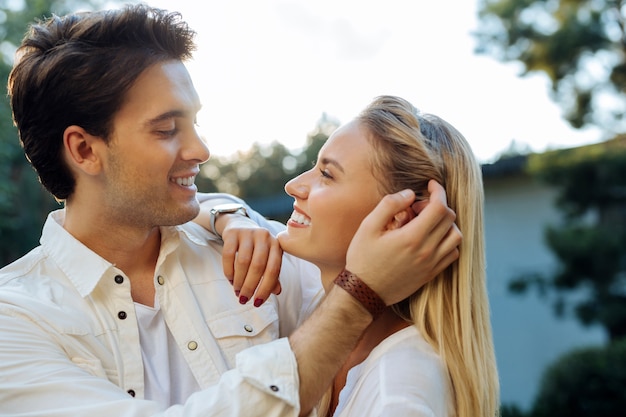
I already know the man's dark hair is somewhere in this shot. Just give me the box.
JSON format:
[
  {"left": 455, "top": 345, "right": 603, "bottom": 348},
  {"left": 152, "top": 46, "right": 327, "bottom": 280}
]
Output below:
[{"left": 8, "top": 4, "right": 197, "bottom": 200}]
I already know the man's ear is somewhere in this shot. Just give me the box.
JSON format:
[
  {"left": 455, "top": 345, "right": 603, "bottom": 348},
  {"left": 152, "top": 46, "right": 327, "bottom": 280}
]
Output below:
[{"left": 63, "top": 125, "right": 104, "bottom": 176}]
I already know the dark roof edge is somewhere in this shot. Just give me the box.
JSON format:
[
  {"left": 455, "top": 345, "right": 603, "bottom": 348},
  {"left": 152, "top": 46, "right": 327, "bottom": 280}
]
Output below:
[{"left": 481, "top": 154, "right": 528, "bottom": 178}]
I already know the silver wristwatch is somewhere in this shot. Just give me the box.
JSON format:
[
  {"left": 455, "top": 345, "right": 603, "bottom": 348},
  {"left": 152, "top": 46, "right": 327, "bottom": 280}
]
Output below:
[{"left": 209, "top": 203, "right": 249, "bottom": 239}]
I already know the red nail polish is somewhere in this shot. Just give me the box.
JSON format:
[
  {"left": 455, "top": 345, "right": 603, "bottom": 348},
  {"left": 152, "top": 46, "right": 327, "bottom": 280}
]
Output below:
[
  {"left": 239, "top": 295, "right": 248, "bottom": 304},
  {"left": 254, "top": 298, "right": 263, "bottom": 307},
  {"left": 235, "top": 290, "right": 240, "bottom": 297}
]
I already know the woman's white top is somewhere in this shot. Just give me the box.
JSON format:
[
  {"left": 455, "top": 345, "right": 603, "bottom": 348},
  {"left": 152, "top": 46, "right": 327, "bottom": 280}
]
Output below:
[{"left": 334, "top": 326, "right": 455, "bottom": 417}]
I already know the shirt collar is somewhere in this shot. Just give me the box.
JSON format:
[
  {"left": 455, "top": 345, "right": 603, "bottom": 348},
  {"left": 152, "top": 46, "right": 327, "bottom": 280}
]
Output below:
[
  {"left": 40, "top": 210, "right": 116, "bottom": 297},
  {"left": 40, "top": 210, "right": 187, "bottom": 297}
]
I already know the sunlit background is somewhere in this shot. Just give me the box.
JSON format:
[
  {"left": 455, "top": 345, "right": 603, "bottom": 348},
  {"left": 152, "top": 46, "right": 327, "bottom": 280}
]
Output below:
[
  {"left": 144, "top": 0, "right": 603, "bottom": 163},
  {"left": 3, "top": 1, "right": 621, "bottom": 415}
]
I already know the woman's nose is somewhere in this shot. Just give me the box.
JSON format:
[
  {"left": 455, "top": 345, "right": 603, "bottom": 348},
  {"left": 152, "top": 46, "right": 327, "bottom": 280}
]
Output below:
[{"left": 285, "top": 172, "right": 309, "bottom": 198}]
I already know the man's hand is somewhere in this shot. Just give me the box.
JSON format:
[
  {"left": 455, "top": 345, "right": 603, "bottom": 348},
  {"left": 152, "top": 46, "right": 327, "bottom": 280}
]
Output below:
[{"left": 345, "top": 180, "right": 461, "bottom": 305}]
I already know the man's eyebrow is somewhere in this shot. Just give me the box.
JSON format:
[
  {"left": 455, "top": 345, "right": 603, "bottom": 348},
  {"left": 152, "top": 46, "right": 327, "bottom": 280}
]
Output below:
[
  {"left": 144, "top": 110, "right": 185, "bottom": 127},
  {"left": 320, "top": 157, "right": 345, "bottom": 173}
]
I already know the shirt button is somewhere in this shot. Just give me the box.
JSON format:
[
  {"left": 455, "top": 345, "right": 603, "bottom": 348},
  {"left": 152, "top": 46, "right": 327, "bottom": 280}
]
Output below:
[
  {"left": 243, "top": 324, "right": 253, "bottom": 333},
  {"left": 187, "top": 341, "right": 198, "bottom": 351},
  {"left": 270, "top": 385, "right": 279, "bottom": 392},
  {"left": 157, "top": 276, "right": 165, "bottom": 285},
  {"left": 127, "top": 389, "right": 136, "bottom": 397},
  {"left": 118, "top": 311, "right": 127, "bottom": 320},
  {"left": 114, "top": 275, "right": 124, "bottom": 284}
]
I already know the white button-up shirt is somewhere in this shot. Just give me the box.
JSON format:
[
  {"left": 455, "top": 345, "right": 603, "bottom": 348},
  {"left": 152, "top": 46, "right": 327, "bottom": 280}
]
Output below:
[{"left": 0, "top": 205, "right": 323, "bottom": 417}]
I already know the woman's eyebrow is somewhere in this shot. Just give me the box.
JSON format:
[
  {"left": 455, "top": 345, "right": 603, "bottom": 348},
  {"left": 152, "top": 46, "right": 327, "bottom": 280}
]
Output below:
[{"left": 320, "top": 157, "right": 345, "bottom": 173}]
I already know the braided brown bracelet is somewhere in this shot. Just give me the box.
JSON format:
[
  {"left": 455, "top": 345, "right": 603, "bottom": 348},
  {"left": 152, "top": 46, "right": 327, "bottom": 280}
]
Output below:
[{"left": 333, "top": 269, "right": 386, "bottom": 320}]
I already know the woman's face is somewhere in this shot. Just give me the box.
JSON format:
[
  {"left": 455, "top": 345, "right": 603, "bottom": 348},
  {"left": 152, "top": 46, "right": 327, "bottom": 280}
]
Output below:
[{"left": 278, "top": 120, "right": 383, "bottom": 277}]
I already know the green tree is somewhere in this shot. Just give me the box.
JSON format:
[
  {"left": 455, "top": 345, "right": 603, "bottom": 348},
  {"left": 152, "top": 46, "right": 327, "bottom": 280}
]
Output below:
[
  {"left": 530, "top": 338, "right": 626, "bottom": 417},
  {"left": 0, "top": 0, "right": 108, "bottom": 266},
  {"left": 475, "top": 0, "right": 626, "bottom": 131},
  {"left": 510, "top": 138, "right": 626, "bottom": 341}
]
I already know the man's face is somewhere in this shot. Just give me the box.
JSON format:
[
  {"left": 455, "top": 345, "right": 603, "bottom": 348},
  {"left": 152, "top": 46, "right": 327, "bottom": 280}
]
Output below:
[{"left": 101, "top": 60, "right": 209, "bottom": 228}]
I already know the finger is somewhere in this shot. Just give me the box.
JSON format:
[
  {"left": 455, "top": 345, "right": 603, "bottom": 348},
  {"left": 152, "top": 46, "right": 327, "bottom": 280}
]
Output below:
[
  {"left": 231, "top": 239, "right": 254, "bottom": 296},
  {"left": 411, "top": 200, "right": 428, "bottom": 215},
  {"left": 428, "top": 179, "right": 448, "bottom": 206},
  {"left": 271, "top": 281, "right": 282, "bottom": 296},
  {"left": 428, "top": 224, "right": 462, "bottom": 276},
  {"left": 395, "top": 208, "right": 416, "bottom": 228},
  {"left": 411, "top": 180, "right": 446, "bottom": 215},
  {"left": 431, "top": 247, "right": 460, "bottom": 278},
  {"left": 361, "top": 189, "right": 416, "bottom": 232},
  {"left": 221, "top": 237, "right": 239, "bottom": 283},
  {"left": 403, "top": 183, "right": 455, "bottom": 243},
  {"left": 237, "top": 242, "right": 273, "bottom": 304},
  {"left": 246, "top": 242, "right": 283, "bottom": 307}
]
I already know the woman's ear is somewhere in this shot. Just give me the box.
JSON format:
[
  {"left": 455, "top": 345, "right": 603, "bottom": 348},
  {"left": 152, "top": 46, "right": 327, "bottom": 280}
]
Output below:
[
  {"left": 385, "top": 207, "right": 417, "bottom": 231},
  {"left": 63, "top": 125, "right": 103, "bottom": 176}
]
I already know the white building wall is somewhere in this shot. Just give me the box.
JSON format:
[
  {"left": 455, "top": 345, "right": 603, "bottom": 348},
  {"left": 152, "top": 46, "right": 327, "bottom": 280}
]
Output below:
[{"left": 483, "top": 174, "right": 607, "bottom": 410}]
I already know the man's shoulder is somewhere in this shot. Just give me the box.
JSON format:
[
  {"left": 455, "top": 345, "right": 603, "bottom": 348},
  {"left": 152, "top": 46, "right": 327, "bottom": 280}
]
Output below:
[
  {"left": 0, "top": 246, "right": 47, "bottom": 285},
  {"left": 0, "top": 247, "right": 71, "bottom": 318}
]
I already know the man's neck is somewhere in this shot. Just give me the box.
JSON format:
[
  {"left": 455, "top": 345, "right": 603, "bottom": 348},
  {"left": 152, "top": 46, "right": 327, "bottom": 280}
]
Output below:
[{"left": 63, "top": 203, "right": 162, "bottom": 306}]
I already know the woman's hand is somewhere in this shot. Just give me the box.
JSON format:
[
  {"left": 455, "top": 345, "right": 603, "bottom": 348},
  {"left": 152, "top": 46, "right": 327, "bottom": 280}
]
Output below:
[
  {"left": 193, "top": 198, "right": 283, "bottom": 307},
  {"left": 220, "top": 217, "right": 283, "bottom": 306}
]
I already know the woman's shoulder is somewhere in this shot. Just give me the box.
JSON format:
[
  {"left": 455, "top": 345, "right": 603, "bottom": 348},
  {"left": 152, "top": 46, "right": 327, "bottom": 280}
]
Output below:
[
  {"left": 335, "top": 326, "right": 454, "bottom": 417},
  {"left": 368, "top": 326, "right": 448, "bottom": 384}
]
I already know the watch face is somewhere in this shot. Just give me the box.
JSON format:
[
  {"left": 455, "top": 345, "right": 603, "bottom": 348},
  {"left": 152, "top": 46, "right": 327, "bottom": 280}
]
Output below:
[{"left": 213, "top": 203, "right": 245, "bottom": 213}]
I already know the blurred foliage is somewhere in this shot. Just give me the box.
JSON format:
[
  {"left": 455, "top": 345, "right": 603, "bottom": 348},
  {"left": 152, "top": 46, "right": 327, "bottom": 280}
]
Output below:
[
  {"left": 530, "top": 338, "right": 626, "bottom": 417},
  {"left": 498, "top": 338, "right": 626, "bottom": 417},
  {"left": 500, "top": 403, "right": 527, "bottom": 417},
  {"left": 476, "top": 0, "right": 626, "bottom": 132},
  {"left": 511, "top": 137, "right": 626, "bottom": 341}
]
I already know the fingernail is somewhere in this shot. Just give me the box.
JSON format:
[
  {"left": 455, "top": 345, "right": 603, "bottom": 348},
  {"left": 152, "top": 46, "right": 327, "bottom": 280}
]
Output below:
[
  {"left": 399, "top": 189, "right": 413, "bottom": 198},
  {"left": 235, "top": 290, "right": 240, "bottom": 297},
  {"left": 228, "top": 279, "right": 234, "bottom": 285},
  {"left": 239, "top": 295, "right": 249, "bottom": 304},
  {"left": 254, "top": 298, "right": 264, "bottom": 307}
]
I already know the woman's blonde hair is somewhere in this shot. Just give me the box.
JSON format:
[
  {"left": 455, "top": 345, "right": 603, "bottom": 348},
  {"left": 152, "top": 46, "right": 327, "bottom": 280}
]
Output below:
[{"left": 354, "top": 95, "right": 500, "bottom": 417}]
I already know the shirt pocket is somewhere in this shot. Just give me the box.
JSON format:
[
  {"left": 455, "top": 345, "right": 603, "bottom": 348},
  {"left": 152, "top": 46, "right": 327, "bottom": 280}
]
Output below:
[
  {"left": 70, "top": 357, "right": 109, "bottom": 379},
  {"left": 206, "top": 303, "right": 280, "bottom": 368}
]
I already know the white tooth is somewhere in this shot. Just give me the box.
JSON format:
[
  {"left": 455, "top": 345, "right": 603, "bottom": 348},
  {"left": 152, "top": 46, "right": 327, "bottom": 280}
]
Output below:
[
  {"left": 174, "top": 176, "right": 195, "bottom": 186},
  {"left": 291, "top": 211, "right": 310, "bottom": 226}
]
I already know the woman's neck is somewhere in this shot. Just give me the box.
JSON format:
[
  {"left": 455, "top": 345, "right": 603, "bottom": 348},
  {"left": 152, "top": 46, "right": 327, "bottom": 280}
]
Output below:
[{"left": 319, "top": 266, "right": 346, "bottom": 294}]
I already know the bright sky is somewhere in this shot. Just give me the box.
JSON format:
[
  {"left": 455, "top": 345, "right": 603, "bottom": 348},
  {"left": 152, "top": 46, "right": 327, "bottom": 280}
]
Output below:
[{"left": 144, "top": 0, "right": 603, "bottom": 163}]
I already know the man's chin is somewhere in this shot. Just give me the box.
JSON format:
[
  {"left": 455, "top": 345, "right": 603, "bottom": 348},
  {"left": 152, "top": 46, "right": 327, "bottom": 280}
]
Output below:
[{"left": 160, "top": 202, "right": 200, "bottom": 227}]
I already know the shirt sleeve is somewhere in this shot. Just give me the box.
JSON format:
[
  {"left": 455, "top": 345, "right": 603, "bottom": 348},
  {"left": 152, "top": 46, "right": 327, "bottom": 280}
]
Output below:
[
  {"left": 0, "top": 305, "right": 301, "bottom": 417},
  {"left": 196, "top": 192, "right": 287, "bottom": 237}
]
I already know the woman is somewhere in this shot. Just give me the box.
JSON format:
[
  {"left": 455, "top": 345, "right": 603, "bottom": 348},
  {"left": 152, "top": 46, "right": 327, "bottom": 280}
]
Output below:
[{"left": 206, "top": 95, "right": 499, "bottom": 417}]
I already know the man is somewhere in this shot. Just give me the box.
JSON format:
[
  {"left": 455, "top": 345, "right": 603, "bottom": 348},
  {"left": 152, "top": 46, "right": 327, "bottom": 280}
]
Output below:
[{"left": 0, "top": 4, "right": 461, "bottom": 416}]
